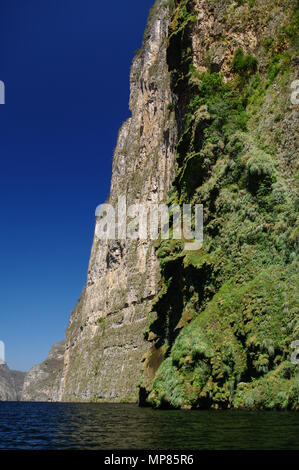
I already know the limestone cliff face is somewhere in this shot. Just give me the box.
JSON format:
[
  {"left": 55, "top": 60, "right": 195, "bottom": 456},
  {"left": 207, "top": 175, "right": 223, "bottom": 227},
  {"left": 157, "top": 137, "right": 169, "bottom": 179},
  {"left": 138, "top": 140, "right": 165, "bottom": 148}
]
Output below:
[
  {"left": 21, "top": 341, "right": 65, "bottom": 402},
  {"left": 57, "top": 0, "right": 177, "bottom": 402}
]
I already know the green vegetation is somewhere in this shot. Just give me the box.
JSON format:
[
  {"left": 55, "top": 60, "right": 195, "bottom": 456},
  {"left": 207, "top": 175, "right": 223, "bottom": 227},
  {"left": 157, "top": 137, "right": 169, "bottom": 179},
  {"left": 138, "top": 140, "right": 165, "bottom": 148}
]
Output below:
[
  {"left": 96, "top": 317, "right": 106, "bottom": 328},
  {"left": 140, "top": 0, "right": 299, "bottom": 410},
  {"left": 134, "top": 48, "right": 143, "bottom": 57},
  {"left": 168, "top": 0, "right": 197, "bottom": 43},
  {"left": 232, "top": 48, "right": 258, "bottom": 78}
]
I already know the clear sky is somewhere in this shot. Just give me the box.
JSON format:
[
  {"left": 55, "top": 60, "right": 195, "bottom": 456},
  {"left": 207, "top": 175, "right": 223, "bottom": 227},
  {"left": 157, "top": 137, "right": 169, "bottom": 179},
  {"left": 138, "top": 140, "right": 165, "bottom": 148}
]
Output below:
[{"left": 0, "top": 0, "right": 155, "bottom": 372}]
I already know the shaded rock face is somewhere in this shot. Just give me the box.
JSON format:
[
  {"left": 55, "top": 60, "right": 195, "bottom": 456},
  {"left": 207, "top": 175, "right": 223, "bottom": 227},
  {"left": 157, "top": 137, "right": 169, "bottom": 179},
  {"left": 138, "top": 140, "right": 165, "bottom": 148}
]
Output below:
[
  {"left": 58, "top": 0, "right": 177, "bottom": 403},
  {"left": 0, "top": 364, "right": 25, "bottom": 401},
  {"left": 21, "top": 341, "right": 65, "bottom": 402}
]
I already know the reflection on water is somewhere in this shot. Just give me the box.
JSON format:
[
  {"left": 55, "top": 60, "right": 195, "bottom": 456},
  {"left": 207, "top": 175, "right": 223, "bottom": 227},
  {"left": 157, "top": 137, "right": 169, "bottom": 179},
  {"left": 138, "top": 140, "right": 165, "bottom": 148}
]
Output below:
[{"left": 0, "top": 402, "right": 298, "bottom": 450}]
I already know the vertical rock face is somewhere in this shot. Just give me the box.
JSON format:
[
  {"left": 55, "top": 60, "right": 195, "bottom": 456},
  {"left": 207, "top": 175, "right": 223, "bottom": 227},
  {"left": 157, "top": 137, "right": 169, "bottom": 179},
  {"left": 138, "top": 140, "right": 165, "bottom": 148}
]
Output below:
[
  {"left": 21, "top": 341, "right": 65, "bottom": 402},
  {"left": 57, "top": 0, "right": 178, "bottom": 402}
]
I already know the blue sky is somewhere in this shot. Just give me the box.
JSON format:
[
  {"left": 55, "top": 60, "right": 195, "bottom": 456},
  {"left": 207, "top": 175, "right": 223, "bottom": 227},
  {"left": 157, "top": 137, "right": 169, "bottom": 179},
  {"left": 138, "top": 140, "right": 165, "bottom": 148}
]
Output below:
[{"left": 0, "top": 0, "right": 154, "bottom": 371}]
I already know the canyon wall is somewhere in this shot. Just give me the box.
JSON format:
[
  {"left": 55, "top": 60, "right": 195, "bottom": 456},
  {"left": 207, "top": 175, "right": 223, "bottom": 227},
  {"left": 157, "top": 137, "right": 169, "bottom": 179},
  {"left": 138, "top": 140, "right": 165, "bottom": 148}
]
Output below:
[{"left": 22, "top": 0, "right": 298, "bottom": 409}]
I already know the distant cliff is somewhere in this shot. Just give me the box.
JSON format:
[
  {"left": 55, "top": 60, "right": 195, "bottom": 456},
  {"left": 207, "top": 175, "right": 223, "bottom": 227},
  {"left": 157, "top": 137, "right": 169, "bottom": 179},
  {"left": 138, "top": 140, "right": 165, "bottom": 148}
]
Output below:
[
  {"left": 21, "top": 341, "right": 65, "bottom": 402},
  {"left": 23, "top": 0, "right": 298, "bottom": 409},
  {"left": 0, "top": 364, "right": 25, "bottom": 401}
]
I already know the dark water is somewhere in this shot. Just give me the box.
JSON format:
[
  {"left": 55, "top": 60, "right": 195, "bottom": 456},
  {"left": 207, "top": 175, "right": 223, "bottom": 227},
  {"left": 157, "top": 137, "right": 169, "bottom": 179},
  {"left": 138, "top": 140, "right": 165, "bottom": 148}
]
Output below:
[{"left": 0, "top": 402, "right": 298, "bottom": 450}]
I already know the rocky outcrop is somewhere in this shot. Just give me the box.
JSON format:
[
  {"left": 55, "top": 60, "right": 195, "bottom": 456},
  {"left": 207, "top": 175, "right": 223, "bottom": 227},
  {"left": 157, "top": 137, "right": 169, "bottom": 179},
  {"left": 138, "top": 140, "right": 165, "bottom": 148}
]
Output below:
[
  {"left": 21, "top": 341, "right": 65, "bottom": 402},
  {"left": 0, "top": 364, "right": 25, "bottom": 401}
]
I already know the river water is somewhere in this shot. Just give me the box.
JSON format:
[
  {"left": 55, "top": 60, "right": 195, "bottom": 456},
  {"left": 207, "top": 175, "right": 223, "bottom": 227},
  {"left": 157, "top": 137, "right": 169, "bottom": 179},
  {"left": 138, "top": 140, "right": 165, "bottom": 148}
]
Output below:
[{"left": 0, "top": 402, "right": 298, "bottom": 450}]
